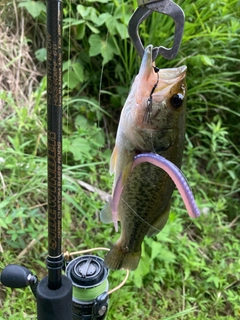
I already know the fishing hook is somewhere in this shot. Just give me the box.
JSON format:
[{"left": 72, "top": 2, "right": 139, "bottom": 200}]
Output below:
[{"left": 143, "top": 66, "right": 160, "bottom": 124}]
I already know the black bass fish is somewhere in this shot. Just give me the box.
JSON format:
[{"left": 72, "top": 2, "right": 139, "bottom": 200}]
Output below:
[{"left": 101, "top": 45, "right": 187, "bottom": 270}]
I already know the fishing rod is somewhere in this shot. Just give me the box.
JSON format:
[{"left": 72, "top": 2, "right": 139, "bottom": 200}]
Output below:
[
  {"left": 1, "top": 0, "right": 73, "bottom": 318},
  {"left": 0, "top": 0, "right": 187, "bottom": 319},
  {"left": 0, "top": 0, "right": 109, "bottom": 318},
  {"left": 36, "top": 0, "right": 73, "bottom": 317}
]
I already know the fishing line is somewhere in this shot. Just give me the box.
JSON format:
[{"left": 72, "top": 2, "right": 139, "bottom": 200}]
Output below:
[
  {"left": 182, "top": 220, "right": 193, "bottom": 233},
  {"left": 65, "top": 0, "right": 72, "bottom": 166},
  {"left": 121, "top": 197, "right": 195, "bottom": 239},
  {"left": 98, "top": 2, "right": 114, "bottom": 125},
  {"left": 120, "top": 197, "right": 163, "bottom": 233},
  {"left": 143, "top": 65, "right": 160, "bottom": 124},
  {"left": 149, "top": 132, "right": 157, "bottom": 153}
]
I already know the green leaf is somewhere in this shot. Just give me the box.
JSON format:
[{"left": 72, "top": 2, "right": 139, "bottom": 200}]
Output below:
[
  {"left": 133, "top": 257, "right": 150, "bottom": 288},
  {"left": 62, "top": 138, "right": 70, "bottom": 153},
  {"left": 100, "top": 41, "right": 114, "bottom": 65},
  {"left": 114, "top": 5, "right": 127, "bottom": 20},
  {"left": 93, "top": 129, "right": 105, "bottom": 146},
  {"left": 18, "top": 1, "right": 46, "bottom": 18},
  {"left": 206, "top": 275, "right": 220, "bottom": 288},
  {"left": 69, "top": 137, "right": 91, "bottom": 161},
  {"left": 160, "top": 248, "right": 176, "bottom": 263},
  {"left": 35, "top": 48, "right": 46, "bottom": 62},
  {"left": 151, "top": 241, "right": 163, "bottom": 261},
  {"left": 75, "top": 115, "right": 88, "bottom": 128},
  {"left": 77, "top": 5, "right": 92, "bottom": 18},
  {"left": 85, "top": 21, "right": 99, "bottom": 34},
  {"left": 72, "top": 63, "right": 84, "bottom": 82},
  {"left": 0, "top": 200, "right": 10, "bottom": 209},
  {"left": 76, "top": 24, "right": 86, "bottom": 40},
  {"left": 77, "top": 5, "right": 99, "bottom": 30},
  {"left": 63, "top": 70, "right": 80, "bottom": 89},
  {"left": 95, "top": 13, "right": 112, "bottom": 26},
  {"left": 106, "top": 16, "right": 117, "bottom": 35},
  {"left": 163, "top": 308, "right": 197, "bottom": 320},
  {"left": 0, "top": 218, "right": 8, "bottom": 229},
  {"left": 63, "top": 60, "right": 71, "bottom": 72},
  {"left": 89, "top": 36, "right": 118, "bottom": 65},
  {"left": 106, "top": 37, "right": 119, "bottom": 56},
  {"left": 63, "top": 62, "right": 83, "bottom": 88},
  {"left": 89, "top": 34, "right": 102, "bottom": 56},
  {"left": 116, "top": 22, "right": 128, "bottom": 39},
  {"left": 200, "top": 54, "right": 215, "bottom": 66},
  {"left": 63, "top": 18, "right": 85, "bottom": 29}
]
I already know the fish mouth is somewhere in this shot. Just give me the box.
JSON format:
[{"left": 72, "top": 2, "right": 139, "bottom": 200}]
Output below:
[
  {"left": 159, "top": 65, "right": 187, "bottom": 80},
  {"left": 139, "top": 45, "right": 187, "bottom": 83},
  {"left": 138, "top": 45, "right": 154, "bottom": 79}
]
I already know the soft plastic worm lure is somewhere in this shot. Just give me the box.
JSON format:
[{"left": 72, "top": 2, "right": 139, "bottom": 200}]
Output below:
[{"left": 110, "top": 153, "right": 200, "bottom": 231}]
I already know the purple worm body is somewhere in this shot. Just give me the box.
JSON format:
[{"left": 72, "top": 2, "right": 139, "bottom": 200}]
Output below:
[{"left": 111, "top": 152, "right": 200, "bottom": 231}]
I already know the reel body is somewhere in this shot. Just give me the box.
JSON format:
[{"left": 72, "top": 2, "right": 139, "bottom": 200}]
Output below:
[{"left": 66, "top": 255, "right": 109, "bottom": 320}]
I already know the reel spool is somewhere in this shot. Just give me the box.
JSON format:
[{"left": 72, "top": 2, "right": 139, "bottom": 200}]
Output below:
[{"left": 66, "top": 255, "right": 109, "bottom": 320}]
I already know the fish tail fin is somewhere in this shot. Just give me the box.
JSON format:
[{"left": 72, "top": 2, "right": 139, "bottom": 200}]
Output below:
[{"left": 104, "top": 243, "right": 141, "bottom": 271}]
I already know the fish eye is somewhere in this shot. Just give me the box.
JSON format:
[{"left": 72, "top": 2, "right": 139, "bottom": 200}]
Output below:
[{"left": 170, "top": 93, "right": 184, "bottom": 109}]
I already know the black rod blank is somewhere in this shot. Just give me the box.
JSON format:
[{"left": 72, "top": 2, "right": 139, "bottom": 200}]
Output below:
[
  {"left": 46, "top": 0, "right": 63, "bottom": 290},
  {"left": 36, "top": 2, "right": 72, "bottom": 318}
]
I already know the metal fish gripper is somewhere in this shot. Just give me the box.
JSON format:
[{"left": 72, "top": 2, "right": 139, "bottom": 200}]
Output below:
[{"left": 128, "top": 0, "right": 185, "bottom": 61}]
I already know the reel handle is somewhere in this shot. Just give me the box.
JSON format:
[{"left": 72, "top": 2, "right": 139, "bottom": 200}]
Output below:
[{"left": 0, "top": 264, "right": 36, "bottom": 288}]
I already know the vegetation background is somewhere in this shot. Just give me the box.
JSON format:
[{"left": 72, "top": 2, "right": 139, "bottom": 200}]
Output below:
[{"left": 0, "top": 0, "right": 239, "bottom": 319}]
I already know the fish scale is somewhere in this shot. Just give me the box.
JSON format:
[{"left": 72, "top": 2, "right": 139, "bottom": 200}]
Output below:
[{"left": 119, "top": 163, "right": 174, "bottom": 227}]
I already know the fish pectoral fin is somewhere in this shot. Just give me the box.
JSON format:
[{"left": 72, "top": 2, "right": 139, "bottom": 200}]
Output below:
[
  {"left": 147, "top": 204, "right": 171, "bottom": 237},
  {"left": 100, "top": 201, "right": 113, "bottom": 224}
]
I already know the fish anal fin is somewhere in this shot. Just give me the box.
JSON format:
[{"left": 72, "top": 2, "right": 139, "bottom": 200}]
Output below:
[{"left": 147, "top": 204, "right": 171, "bottom": 237}]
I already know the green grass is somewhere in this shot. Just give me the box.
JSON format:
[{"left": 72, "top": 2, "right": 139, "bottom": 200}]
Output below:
[{"left": 0, "top": 0, "right": 240, "bottom": 319}]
